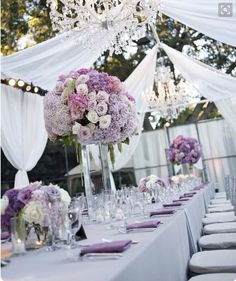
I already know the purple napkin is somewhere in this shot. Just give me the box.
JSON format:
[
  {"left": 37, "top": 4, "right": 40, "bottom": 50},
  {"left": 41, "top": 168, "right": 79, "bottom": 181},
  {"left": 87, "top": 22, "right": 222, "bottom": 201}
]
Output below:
[
  {"left": 184, "top": 192, "right": 197, "bottom": 196},
  {"left": 173, "top": 199, "right": 189, "bottom": 202},
  {"left": 1, "top": 231, "right": 10, "bottom": 240},
  {"left": 150, "top": 210, "right": 175, "bottom": 217},
  {"left": 179, "top": 194, "right": 194, "bottom": 199},
  {"left": 127, "top": 220, "right": 161, "bottom": 230},
  {"left": 163, "top": 203, "right": 182, "bottom": 207},
  {"left": 80, "top": 240, "right": 132, "bottom": 256},
  {"left": 193, "top": 184, "right": 206, "bottom": 190}
]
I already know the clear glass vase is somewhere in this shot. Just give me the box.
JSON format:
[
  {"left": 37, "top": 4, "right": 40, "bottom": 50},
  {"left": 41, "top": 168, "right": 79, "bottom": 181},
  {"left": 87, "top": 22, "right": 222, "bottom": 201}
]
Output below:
[
  {"left": 11, "top": 216, "right": 26, "bottom": 255},
  {"left": 81, "top": 143, "right": 112, "bottom": 217},
  {"left": 181, "top": 163, "right": 193, "bottom": 175}
]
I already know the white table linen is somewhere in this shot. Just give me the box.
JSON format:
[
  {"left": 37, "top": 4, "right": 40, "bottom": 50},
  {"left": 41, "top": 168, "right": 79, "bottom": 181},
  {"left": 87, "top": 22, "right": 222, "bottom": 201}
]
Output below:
[{"left": 2, "top": 186, "right": 211, "bottom": 281}]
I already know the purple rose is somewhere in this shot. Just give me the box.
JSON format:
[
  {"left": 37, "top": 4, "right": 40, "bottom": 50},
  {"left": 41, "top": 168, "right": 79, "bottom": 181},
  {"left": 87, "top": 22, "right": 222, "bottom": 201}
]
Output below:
[{"left": 41, "top": 184, "right": 61, "bottom": 201}]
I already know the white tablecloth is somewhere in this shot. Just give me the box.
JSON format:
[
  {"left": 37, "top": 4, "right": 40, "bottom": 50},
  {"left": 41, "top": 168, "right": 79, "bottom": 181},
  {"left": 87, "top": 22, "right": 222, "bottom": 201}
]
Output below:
[{"left": 2, "top": 185, "right": 212, "bottom": 281}]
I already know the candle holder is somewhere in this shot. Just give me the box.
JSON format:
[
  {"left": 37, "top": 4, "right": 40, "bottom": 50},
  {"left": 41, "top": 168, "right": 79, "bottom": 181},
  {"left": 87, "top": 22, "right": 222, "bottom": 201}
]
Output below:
[{"left": 11, "top": 217, "right": 26, "bottom": 255}]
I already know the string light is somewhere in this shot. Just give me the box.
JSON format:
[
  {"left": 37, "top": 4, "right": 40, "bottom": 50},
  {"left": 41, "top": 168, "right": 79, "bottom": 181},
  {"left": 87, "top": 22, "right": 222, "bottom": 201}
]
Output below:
[
  {"left": 1, "top": 77, "right": 47, "bottom": 96},
  {"left": 8, "top": 78, "right": 16, "bottom": 86},
  {"left": 17, "top": 80, "right": 25, "bottom": 87}
]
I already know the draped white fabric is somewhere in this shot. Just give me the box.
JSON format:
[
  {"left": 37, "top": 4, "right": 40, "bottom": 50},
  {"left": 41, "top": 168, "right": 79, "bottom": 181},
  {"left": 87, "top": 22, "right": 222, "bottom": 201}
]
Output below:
[
  {"left": 1, "top": 85, "right": 48, "bottom": 188},
  {"left": 162, "top": 43, "right": 236, "bottom": 102},
  {"left": 215, "top": 98, "right": 236, "bottom": 132},
  {"left": 1, "top": 32, "right": 106, "bottom": 90},
  {"left": 160, "top": 0, "right": 236, "bottom": 47},
  {"left": 90, "top": 45, "right": 158, "bottom": 171}
]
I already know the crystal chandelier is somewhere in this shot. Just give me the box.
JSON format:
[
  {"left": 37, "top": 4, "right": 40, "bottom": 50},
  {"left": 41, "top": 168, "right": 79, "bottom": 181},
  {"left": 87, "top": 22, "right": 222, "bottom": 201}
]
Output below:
[
  {"left": 144, "top": 66, "right": 200, "bottom": 122},
  {"left": 47, "top": 0, "right": 160, "bottom": 55}
]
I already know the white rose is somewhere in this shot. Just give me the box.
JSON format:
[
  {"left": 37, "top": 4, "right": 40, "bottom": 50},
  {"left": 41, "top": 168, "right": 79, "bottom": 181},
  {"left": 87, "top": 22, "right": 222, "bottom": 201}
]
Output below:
[
  {"left": 87, "top": 110, "right": 99, "bottom": 124},
  {"left": 22, "top": 201, "right": 44, "bottom": 225},
  {"left": 99, "top": 115, "right": 111, "bottom": 129},
  {"left": 76, "top": 74, "right": 89, "bottom": 84},
  {"left": 60, "top": 188, "right": 71, "bottom": 207},
  {"left": 87, "top": 91, "right": 97, "bottom": 101},
  {"left": 76, "top": 84, "right": 88, "bottom": 95},
  {"left": 1, "top": 196, "right": 9, "bottom": 215},
  {"left": 72, "top": 122, "right": 81, "bottom": 135}
]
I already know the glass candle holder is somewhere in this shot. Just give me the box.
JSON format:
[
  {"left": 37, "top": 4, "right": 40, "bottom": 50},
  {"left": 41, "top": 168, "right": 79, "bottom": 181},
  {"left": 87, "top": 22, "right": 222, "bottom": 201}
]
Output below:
[{"left": 11, "top": 217, "right": 26, "bottom": 255}]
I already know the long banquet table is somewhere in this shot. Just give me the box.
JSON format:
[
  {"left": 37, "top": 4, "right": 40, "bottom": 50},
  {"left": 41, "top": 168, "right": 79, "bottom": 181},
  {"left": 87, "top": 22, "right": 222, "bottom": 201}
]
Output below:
[{"left": 2, "top": 185, "right": 214, "bottom": 281}]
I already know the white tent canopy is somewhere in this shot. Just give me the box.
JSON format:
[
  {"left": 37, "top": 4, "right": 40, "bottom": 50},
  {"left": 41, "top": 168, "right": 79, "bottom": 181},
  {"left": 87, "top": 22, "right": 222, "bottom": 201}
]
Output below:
[{"left": 1, "top": 1, "right": 236, "bottom": 187}]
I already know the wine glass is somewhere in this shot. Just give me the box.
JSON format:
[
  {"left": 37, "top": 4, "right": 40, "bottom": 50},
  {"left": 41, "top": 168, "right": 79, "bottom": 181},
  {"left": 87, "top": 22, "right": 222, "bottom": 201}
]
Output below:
[{"left": 68, "top": 198, "right": 82, "bottom": 249}]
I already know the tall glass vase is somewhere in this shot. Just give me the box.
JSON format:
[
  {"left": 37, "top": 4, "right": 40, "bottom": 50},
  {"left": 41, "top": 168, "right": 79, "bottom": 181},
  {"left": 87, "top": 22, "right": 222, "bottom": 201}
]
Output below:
[
  {"left": 81, "top": 145, "right": 93, "bottom": 213},
  {"left": 98, "top": 143, "right": 112, "bottom": 190}
]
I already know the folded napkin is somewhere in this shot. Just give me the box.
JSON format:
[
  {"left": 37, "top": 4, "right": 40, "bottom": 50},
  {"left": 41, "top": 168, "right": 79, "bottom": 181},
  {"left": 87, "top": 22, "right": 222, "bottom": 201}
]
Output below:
[
  {"left": 127, "top": 220, "right": 161, "bottom": 230},
  {"left": 80, "top": 240, "right": 132, "bottom": 256},
  {"left": 184, "top": 192, "right": 197, "bottom": 196},
  {"left": 179, "top": 194, "right": 194, "bottom": 199},
  {"left": 173, "top": 199, "right": 189, "bottom": 202},
  {"left": 1, "top": 231, "right": 10, "bottom": 240},
  {"left": 150, "top": 210, "right": 175, "bottom": 217},
  {"left": 193, "top": 184, "right": 206, "bottom": 190},
  {"left": 163, "top": 203, "right": 182, "bottom": 207}
]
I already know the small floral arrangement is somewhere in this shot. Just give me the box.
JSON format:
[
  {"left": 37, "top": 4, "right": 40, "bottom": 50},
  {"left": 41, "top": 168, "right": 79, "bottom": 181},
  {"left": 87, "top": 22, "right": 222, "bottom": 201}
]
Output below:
[
  {"left": 1, "top": 182, "right": 71, "bottom": 232},
  {"left": 43, "top": 68, "right": 138, "bottom": 165},
  {"left": 168, "top": 135, "right": 201, "bottom": 165},
  {"left": 138, "top": 175, "right": 167, "bottom": 192}
]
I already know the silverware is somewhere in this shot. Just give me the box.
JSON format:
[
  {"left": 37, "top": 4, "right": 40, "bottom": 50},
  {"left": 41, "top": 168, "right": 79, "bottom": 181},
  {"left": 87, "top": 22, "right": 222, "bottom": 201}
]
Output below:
[
  {"left": 118, "top": 227, "right": 156, "bottom": 234},
  {"left": 80, "top": 253, "right": 123, "bottom": 260}
]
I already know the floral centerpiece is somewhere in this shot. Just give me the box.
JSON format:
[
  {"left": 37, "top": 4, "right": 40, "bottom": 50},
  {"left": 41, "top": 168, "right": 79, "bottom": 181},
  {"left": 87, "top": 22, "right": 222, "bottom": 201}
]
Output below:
[
  {"left": 43, "top": 68, "right": 138, "bottom": 165},
  {"left": 168, "top": 135, "right": 201, "bottom": 166},
  {"left": 1, "top": 182, "right": 71, "bottom": 246},
  {"left": 138, "top": 175, "right": 167, "bottom": 192}
]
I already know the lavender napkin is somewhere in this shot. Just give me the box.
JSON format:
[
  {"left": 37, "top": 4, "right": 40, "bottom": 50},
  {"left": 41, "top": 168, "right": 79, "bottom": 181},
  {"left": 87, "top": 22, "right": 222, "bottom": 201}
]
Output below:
[
  {"left": 150, "top": 210, "right": 175, "bottom": 217},
  {"left": 179, "top": 194, "right": 194, "bottom": 199},
  {"left": 173, "top": 199, "right": 189, "bottom": 202},
  {"left": 80, "top": 240, "right": 132, "bottom": 256},
  {"left": 184, "top": 192, "right": 197, "bottom": 195},
  {"left": 127, "top": 220, "right": 161, "bottom": 230},
  {"left": 1, "top": 231, "right": 10, "bottom": 240},
  {"left": 163, "top": 203, "right": 182, "bottom": 207}
]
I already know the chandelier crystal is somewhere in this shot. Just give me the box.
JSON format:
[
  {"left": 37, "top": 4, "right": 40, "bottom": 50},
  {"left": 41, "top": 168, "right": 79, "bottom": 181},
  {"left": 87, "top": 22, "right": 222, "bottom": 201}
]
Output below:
[
  {"left": 144, "top": 66, "right": 200, "bottom": 122},
  {"left": 47, "top": 0, "right": 160, "bottom": 55}
]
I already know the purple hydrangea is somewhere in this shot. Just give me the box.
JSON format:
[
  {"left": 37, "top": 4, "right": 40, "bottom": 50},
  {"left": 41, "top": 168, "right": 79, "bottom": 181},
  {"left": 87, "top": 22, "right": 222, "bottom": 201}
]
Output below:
[
  {"left": 43, "top": 68, "right": 138, "bottom": 147},
  {"left": 168, "top": 135, "right": 201, "bottom": 165}
]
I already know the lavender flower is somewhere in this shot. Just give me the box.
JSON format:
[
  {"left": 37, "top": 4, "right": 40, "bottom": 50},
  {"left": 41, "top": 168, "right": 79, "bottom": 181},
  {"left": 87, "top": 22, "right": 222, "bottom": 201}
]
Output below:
[
  {"left": 44, "top": 68, "right": 138, "bottom": 152},
  {"left": 168, "top": 135, "right": 201, "bottom": 165}
]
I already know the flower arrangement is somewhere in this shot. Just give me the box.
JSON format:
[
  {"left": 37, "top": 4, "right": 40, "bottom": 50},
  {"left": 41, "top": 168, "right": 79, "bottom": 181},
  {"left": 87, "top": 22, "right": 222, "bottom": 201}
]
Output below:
[
  {"left": 168, "top": 135, "right": 201, "bottom": 165},
  {"left": 1, "top": 182, "right": 71, "bottom": 232},
  {"left": 138, "top": 175, "right": 167, "bottom": 192},
  {"left": 43, "top": 68, "right": 138, "bottom": 165}
]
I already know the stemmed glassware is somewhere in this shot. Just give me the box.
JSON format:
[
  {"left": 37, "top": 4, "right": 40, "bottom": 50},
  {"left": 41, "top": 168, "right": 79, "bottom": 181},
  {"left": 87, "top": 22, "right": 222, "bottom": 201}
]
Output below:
[{"left": 68, "top": 198, "right": 82, "bottom": 249}]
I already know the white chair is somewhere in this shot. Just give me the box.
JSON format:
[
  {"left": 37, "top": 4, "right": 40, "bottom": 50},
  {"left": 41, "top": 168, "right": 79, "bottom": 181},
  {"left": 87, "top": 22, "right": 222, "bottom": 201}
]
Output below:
[
  {"left": 199, "top": 233, "right": 236, "bottom": 250},
  {"left": 214, "top": 192, "right": 227, "bottom": 199},
  {"left": 208, "top": 205, "right": 234, "bottom": 213},
  {"left": 210, "top": 198, "right": 230, "bottom": 205},
  {"left": 208, "top": 203, "right": 232, "bottom": 208},
  {"left": 189, "top": 250, "right": 236, "bottom": 274},
  {"left": 206, "top": 212, "right": 235, "bottom": 218},
  {"left": 188, "top": 273, "right": 236, "bottom": 281},
  {"left": 204, "top": 222, "right": 236, "bottom": 234},
  {"left": 202, "top": 216, "right": 236, "bottom": 226}
]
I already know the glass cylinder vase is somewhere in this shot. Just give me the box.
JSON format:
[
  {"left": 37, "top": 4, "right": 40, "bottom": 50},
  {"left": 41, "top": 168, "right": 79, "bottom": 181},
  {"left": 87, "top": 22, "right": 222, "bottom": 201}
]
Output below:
[
  {"left": 81, "top": 144, "right": 94, "bottom": 213},
  {"left": 11, "top": 216, "right": 26, "bottom": 255},
  {"left": 181, "top": 163, "right": 193, "bottom": 175},
  {"left": 98, "top": 143, "right": 112, "bottom": 190}
]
